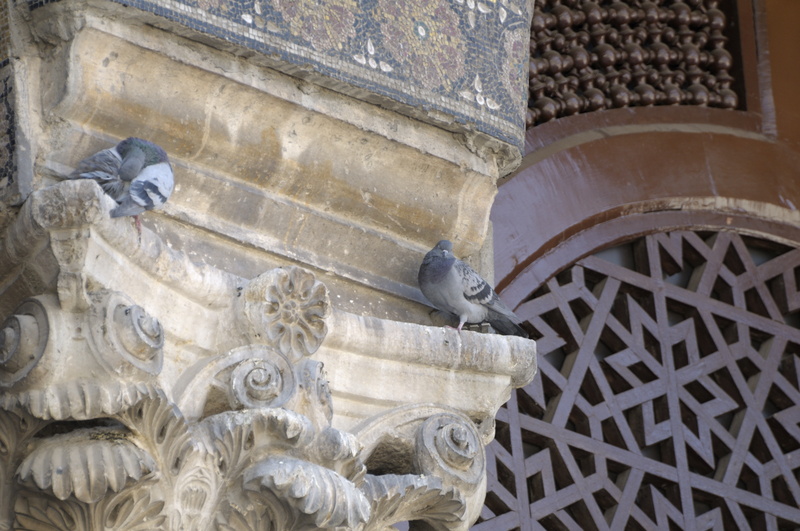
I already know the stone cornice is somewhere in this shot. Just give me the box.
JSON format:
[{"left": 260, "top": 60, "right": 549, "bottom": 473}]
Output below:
[{"left": 19, "top": 20, "right": 505, "bottom": 307}]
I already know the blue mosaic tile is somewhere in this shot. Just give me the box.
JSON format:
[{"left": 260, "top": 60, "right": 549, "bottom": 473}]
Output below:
[
  {"left": 22, "top": 0, "right": 531, "bottom": 149},
  {"left": 0, "top": 60, "right": 15, "bottom": 195}
]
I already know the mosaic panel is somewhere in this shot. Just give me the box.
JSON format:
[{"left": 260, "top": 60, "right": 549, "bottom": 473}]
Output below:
[
  {"left": 21, "top": 0, "right": 532, "bottom": 150},
  {"left": 0, "top": 0, "right": 14, "bottom": 198},
  {"left": 527, "top": 0, "right": 741, "bottom": 127},
  {"left": 0, "top": 63, "right": 13, "bottom": 194}
]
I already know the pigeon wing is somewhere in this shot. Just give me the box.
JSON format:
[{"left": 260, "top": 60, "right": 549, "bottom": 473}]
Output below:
[
  {"left": 111, "top": 162, "right": 173, "bottom": 218},
  {"left": 68, "top": 147, "right": 121, "bottom": 179},
  {"left": 456, "top": 260, "right": 497, "bottom": 306},
  {"left": 67, "top": 147, "right": 125, "bottom": 199},
  {"left": 456, "top": 259, "right": 528, "bottom": 337}
]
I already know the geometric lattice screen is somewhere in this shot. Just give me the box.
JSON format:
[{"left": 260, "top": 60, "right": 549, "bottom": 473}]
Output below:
[{"left": 475, "top": 230, "right": 800, "bottom": 530}]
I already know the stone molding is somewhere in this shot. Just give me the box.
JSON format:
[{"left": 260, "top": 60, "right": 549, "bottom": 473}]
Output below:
[
  {"left": 19, "top": 14, "right": 506, "bottom": 308},
  {"left": 0, "top": 180, "right": 537, "bottom": 530}
]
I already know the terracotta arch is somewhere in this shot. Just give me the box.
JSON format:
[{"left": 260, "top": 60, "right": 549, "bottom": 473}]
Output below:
[
  {"left": 494, "top": 108, "right": 800, "bottom": 305},
  {"left": 478, "top": 107, "right": 800, "bottom": 530}
]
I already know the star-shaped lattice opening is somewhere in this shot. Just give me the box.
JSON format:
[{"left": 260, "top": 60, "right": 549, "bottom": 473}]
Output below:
[{"left": 476, "top": 231, "right": 800, "bottom": 530}]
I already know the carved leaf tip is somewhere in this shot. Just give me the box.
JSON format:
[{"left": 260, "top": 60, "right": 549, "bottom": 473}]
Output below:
[
  {"left": 2, "top": 381, "right": 159, "bottom": 421},
  {"left": 361, "top": 474, "right": 466, "bottom": 529},
  {"left": 244, "top": 456, "right": 371, "bottom": 529},
  {"left": 16, "top": 429, "right": 157, "bottom": 504}
]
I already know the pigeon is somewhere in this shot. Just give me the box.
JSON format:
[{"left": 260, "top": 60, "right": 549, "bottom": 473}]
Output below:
[
  {"left": 418, "top": 240, "right": 528, "bottom": 338},
  {"left": 67, "top": 137, "right": 174, "bottom": 231}
]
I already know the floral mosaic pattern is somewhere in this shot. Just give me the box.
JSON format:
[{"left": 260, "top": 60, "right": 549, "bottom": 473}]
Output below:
[
  {"left": 16, "top": 0, "right": 532, "bottom": 149},
  {"left": 502, "top": 28, "right": 529, "bottom": 109},
  {"left": 376, "top": 0, "right": 465, "bottom": 91},
  {"left": 273, "top": 0, "right": 357, "bottom": 52}
]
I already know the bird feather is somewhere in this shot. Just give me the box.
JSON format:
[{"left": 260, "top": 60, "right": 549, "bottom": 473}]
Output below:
[{"left": 65, "top": 137, "right": 174, "bottom": 220}]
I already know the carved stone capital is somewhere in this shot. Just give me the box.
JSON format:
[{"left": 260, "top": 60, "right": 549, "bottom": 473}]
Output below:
[{"left": 0, "top": 168, "right": 537, "bottom": 530}]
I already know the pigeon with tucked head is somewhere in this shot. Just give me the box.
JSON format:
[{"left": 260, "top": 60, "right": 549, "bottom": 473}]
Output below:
[
  {"left": 418, "top": 240, "right": 528, "bottom": 337},
  {"left": 67, "top": 137, "right": 174, "bottom": 232}
]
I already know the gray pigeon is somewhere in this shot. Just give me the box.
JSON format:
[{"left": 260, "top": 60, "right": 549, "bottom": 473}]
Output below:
[
  {"left": 67, "top": 137, "right": 174, "bottom": 226},
  {"left": 418, "top": 240, "right": 528, "bottom": 337}
]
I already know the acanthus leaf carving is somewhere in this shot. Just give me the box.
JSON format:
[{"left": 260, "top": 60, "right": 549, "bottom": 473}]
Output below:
[
  {"left": 170, "top": 451, "right": 219, "bottom": 531},
  {"left": 316, "top": 427, "right": 366, "bottom": 486},
  {"left": 0, "top": 409, "right": 46, "bottom": 530},
  {"left": 16, "top": 427, "right": 156, "bottom": 503},
  {"left": 13, "top": 486, "right": 166, "bottom": 531},
  {"left": 100, "top": 489, "right": 166, "bottom": 531},
  {"left": 0, "top": 236, "right": 521, "bottom": 531},
  {"left": 243, "top": 456, "right": 371, "bottom": 530},
  {"left": 0, "top": 381, "right": 158, "bottom": 422},
  {"left": 14, "top": 491, "right": 86, "bottom": 531},
  {"left": 205, "top": 408, "right": 316, "bottom": 480},
  {"left": 215, "top": 490, "right": 293, "bottom": 531},
  {"left": 117, "top": 390, "right": 196, "bottom": 483},
  {"left": 360, "top": 474, "right": 465, "bottom": 531}
]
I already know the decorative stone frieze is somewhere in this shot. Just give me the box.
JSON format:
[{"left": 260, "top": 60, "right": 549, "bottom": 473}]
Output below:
[{"left": 0, "top": 179, "right": 537, "bottom": 530}]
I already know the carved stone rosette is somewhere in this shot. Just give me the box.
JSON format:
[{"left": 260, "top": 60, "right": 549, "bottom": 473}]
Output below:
[{"left": 0, "top": 182, "right": 537, "bottom": 530}]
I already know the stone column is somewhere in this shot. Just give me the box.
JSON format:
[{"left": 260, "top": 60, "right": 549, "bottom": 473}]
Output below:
[{"left": 0, "top": 1, "right": 535, "bottom": 529}]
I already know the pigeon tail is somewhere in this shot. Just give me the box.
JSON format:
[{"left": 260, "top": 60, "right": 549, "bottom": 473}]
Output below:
[{"left": 486, "top": 309, "right": 529, "bottom": 338}]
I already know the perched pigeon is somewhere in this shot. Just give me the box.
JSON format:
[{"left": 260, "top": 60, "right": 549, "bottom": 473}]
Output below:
[
  {"left": 67, "top": 137, "right": 174, "bottom": 227},
  {"left": 418, "top": 240, "right": 528, "bottom": 338}
]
